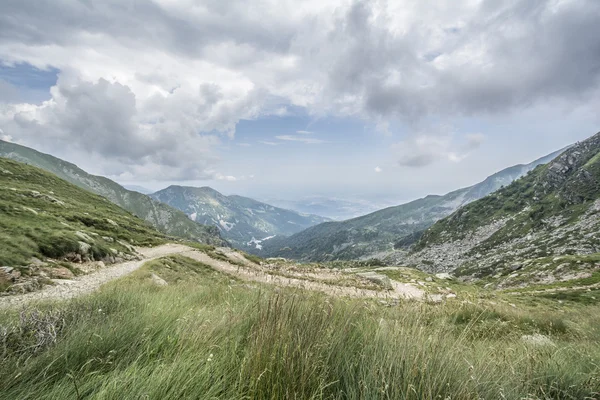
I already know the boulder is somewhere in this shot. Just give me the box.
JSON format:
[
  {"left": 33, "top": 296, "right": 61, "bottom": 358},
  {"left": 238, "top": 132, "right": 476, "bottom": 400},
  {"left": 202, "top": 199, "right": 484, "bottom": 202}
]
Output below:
[
  {"left": 78, "top": 241, "right": 91, "bottom": 255},
  {"left": 150, "top": 273, "right": 168, "bottom": 286},
  {"left": 521, "top": 334, "right": 555, "bottom": 347},
  {"left": 356, "top": 272, "right": 393, "bottom": 289},
  {"left": 509, "top": 263, "right": 523, "bottom": 271}
]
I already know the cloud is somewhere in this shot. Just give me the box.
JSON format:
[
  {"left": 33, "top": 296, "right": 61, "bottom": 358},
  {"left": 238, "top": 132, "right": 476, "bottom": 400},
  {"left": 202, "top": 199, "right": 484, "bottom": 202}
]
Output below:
[
  {"left": 0, "top": 0, "right": 598, "bottom": 180},
  {"left": 275, "top": 134, "right": 326, "bottom": 144},
  {"left": 374, "top": 166, "right": 382, "bottom": 173},
  {"left": 296, "top": 130, "right": 313, "bottom": 134},
  {"left": 259, "top": 140, "right": 279, "bottom": 146},
  {"left": 216, "top": 174, "right": 238, "bottom": 182},
  {"left": 394, "top": 132, "right": 485, "bottom": 168},
  {"left": 237, "top": 142, "right": 252, "bottom": 147},
  {"left": 0, "top": 73, "right": 260, "bottom": 180}
]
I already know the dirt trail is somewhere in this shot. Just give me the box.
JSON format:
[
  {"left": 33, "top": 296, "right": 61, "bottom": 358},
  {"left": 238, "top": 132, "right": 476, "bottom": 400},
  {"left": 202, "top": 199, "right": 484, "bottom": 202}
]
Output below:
[
  {"left": 1, "top": 245, "right": 426, "bottom": 309},
  {"left": 182, "top": 249, "right": 425, "bottom": 301},
  {"left": 0, "top": 244, "right": 190, "bottom": 309}
]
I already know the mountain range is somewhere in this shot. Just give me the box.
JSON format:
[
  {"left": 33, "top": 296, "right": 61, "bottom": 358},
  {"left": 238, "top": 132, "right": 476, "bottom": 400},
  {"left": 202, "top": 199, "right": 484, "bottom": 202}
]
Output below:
[
  {"left": 150, "top": 185, "right": 330, "bottom": 249},
  {"left": 0, "top": 140, "right": 225, "bottom": 246},
  {"left": 259, "top": 147, "right": 566, "bottom": 261}
]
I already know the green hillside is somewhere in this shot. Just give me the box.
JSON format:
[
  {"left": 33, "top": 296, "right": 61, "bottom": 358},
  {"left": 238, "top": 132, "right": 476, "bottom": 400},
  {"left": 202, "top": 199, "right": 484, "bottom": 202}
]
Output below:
[
  {"left": 401, "top": 131, "right": 600, "bottom": 278},
  {"left": 0, "top": 158, "right": 165, "bottom": 272},
  {"left": 0, "top": 140, "right": 225, "bottom": 246}
]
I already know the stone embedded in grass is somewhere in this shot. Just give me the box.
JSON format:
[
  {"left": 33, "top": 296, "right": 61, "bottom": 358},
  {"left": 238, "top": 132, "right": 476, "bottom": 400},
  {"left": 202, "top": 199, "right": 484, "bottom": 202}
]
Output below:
[
  {"left": 521, "top": 333, "right": 555, "bottom": 347},
  {"left": 356, "top": 272, "right": 393, "bottom": 289},
  {"left": 150, "top": 273, "right": 168, "bottom": 286},
  {"left": 106, "top": 218, "right": 119, "bottom": 227},
  {"left": 78, "top": 241, "right": 91, "bottom": 256},
  {"left": 75, "top": 231, "right": 94, "bottom": 243}
]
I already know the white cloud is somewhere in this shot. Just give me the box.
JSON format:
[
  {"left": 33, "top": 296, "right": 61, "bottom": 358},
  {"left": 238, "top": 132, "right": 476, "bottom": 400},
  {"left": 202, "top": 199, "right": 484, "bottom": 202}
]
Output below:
[
  {"left": 237, "top": 142, "right": 252, "bottom": 147},
  {"left": 296, "top": 130, "right": 313, "bottom": 134},
  {"left": 393, "top": 131, "right": 485, "bottom": 168},
  {"left": 259, "top": 141, "right": 279, "bottom": 146},
  {"left": 216, "top": 174, "right": 238, "bottom": 182},
  {"left": 374, "top": 166, "right": 382, "bottom": 173},
  {"left": 275, "top": 135, "right": 326, "bottom": 144}
]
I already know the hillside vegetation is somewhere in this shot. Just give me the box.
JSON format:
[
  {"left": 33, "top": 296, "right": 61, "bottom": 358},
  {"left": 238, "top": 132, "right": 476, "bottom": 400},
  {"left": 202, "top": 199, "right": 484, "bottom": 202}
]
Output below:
[
  {"left": 261, "top": 149, "right": 563, "bottom": 261},
  {"left": 1, "top": 255, "right": 599, "bottom": 399},
  {"left": 397, "top": 132, "right": 600, "bottom": 279},
  {"left": 0, "top": 158, "right": 168, "bottom": 292},
  {"left": 0, "top": 140, "right": 225, "bottom": 246},
  {"left": 150, "top": 185, "right": 329, "bottom": 249}
]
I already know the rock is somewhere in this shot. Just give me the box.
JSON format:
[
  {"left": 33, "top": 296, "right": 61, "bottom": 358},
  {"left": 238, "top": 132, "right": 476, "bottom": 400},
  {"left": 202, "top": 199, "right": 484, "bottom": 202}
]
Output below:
[
  {"left": 102, "top": 236, "right": 115, "bottom": 242},
  {"left": 150, "top": 273, "right": 168, "bottom": 286},
  {"left": 521, "top": 334, "right": 555, "bottom": 347},
  {"left": 446, "top": 293, "right": 457, "bottom": 299},
  {"left": 29, "top": 257, "right": 45, "bottom": 266},
  {"left": 106, "top": 218, "right": 119, "bottom": 227},
  {"left": 435, "top": 273, "right": 452, "bottom": 280},
  {"left": 75, "top": 231, "right": 94, "bottom": 243},
  {"left": 509, "top": 263, "right": 523, "bottom": 271},
  {"left": 508, "top": 273, "right": 519, "bottom": 278},
  {"left": 1, "top": 266, "right": 14, "bottom": 274},
  {"left": 43, "top": 266, "right": 75, "bottom": 279},
  {"left": 483, "top": 283, "right": 492, "bottom": 289},
  {"left": 425, "top": 277, "right": 433, "bottom": 282},
  {"left": 10, "top": 270, "right": 21, "bottom": 280},
  {"left": 23, "top": 207, "right": 38, "bottom": 215},
  {"left": 356, "top": 272, "right": 393, "bottom": 289},
  {"left": 65, "top": 252, "right": 82, "bottom": 263},
  {"left": 78, "top": 241, "right": 91, "bottom": 255}
]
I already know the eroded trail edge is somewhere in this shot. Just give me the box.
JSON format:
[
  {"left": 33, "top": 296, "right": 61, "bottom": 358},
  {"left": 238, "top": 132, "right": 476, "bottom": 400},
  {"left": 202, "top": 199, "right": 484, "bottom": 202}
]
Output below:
[{"left": 0, "top": 244, "right": 191, "bottom": 309}]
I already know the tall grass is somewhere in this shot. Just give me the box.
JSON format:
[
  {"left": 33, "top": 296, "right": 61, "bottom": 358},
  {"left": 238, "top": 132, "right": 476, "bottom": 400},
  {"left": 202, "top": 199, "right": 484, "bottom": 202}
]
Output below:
[{"left": 1, "top": 255, "right": 599, "bottom": 399}]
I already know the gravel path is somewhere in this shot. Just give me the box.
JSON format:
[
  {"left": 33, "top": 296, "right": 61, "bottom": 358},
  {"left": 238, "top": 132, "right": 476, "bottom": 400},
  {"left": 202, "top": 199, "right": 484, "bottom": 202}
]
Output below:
[
  {"left": 0, "top": 244, "right": 190, "bottom": 309},
  {"left": 181, "top": 250, "right": 425, "bottom": 301},
  {"left": 1, "top": 244, "right": 426, "bottom": 309}
]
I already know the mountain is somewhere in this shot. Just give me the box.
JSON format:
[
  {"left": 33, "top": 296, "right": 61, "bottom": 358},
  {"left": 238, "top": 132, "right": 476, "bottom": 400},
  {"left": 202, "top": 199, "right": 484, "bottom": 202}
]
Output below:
[
  {"left": 260, "top": 148, "right": 565, "bottom": 261},
  {"left": 393, "top": 131, "right": 600, "bottom": 279},
  {"left": 149, "top": 185, "right": 330, "bottom": 249},
  {"left": 261, "top": 196, "right": 398, "bottom": 220},
  {"left": 0, "top": 140, "right": 225, "bottom": 246}
]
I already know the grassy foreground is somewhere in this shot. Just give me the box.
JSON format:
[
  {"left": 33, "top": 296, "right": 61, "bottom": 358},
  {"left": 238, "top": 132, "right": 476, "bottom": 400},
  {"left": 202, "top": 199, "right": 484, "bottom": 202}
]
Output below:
[{"left": 1, "top": 256, "right": 599, "bottom": 399}]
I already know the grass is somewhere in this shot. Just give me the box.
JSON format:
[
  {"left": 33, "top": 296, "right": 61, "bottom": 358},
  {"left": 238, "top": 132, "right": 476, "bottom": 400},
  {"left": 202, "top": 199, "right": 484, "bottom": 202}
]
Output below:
[
  {"left": 0, "top": 158, "right": 166, "bottom": 267},
  {"left": 1, "top": 255, "right": 599, "bottom": 399}
]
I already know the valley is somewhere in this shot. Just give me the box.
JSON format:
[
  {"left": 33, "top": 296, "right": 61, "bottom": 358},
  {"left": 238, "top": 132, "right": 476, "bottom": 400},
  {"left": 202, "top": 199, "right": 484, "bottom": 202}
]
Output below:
[{"left": 1, "top": 133, "right": 600, "bottom": 399}]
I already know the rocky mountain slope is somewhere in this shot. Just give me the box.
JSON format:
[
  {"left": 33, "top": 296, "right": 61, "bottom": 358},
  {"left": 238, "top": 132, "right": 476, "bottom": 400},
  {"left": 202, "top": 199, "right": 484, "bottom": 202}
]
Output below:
[
  {"left": 394, "top": 131, "right": 600, "bottom": 280},
  {"left": 150, "top": 185, "right": 329, "bottom": 249},
  {"left": 0, "top": 157, "right": 168, "bottom": 293},
  {"left": 260, "top": 148, "right": 564, "bottom": 261},
  {"left": 0, "top": 140, "right": 225, "bottom": 246}
]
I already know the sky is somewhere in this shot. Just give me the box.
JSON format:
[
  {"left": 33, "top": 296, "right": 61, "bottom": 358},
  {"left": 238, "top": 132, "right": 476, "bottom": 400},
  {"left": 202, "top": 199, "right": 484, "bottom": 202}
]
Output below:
[{"left": 0, "top": 0, "right": 599, "bottom": 208}]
